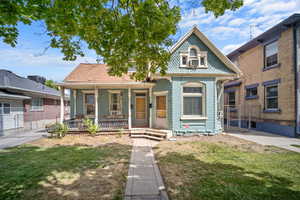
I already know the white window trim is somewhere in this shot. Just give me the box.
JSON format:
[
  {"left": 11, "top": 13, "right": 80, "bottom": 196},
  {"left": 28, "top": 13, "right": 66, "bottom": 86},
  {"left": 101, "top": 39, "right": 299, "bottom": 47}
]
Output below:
[
  {"left": 30, "top": 97, "right": 44, "bottom": 112},
  {"left": 181, "top": 82, "right": 206, "bottom": 120},
  {"left": 0, "top": 103, "right": 11, "bottom": 115},
  {"left": 180, "top": 45, "right": 208, "bottom": 68},
  {"left": 265, "top": 84, "right": 279, "bottom": 110},
  {"left": 83, "top": 92, "right": 95, "bottom": 117},
  {"left": 154, "top": 91, "right": 168, "bottom": 119},
  {"left": 108, "top": 90, "right": 122, "bottom": 115}
]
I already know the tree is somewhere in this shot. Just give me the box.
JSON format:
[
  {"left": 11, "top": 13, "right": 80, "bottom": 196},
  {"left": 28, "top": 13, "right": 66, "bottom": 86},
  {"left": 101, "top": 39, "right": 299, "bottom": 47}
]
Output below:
[
  {"left": 0, "top": 0, "right": 243, "bottom": 80},
  {"left": 45, "top": 79, "right": 59, "bottom": 90}
]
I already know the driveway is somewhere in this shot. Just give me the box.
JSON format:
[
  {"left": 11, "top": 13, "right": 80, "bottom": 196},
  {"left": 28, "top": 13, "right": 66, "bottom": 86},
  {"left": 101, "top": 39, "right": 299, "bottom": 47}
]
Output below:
[
  {"left": 226, "top": 128, "right": 300, "bottom": 153},
  {"left": 0, "top": 129, "right": 47, "bottom": 149}
]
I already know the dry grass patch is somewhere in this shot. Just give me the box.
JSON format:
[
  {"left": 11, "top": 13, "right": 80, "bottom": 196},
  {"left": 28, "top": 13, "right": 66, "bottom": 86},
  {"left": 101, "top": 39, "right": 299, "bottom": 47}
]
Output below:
[
  {"left": 154, "top": 134, "right": 300, "bottom": 200},
  {"left": 0, "top": 135, "right": 132, "bottom": 200}
]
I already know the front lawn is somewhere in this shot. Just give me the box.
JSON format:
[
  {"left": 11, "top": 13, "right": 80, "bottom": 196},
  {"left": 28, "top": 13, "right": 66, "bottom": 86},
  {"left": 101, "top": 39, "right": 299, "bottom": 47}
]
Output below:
[
  {"left": 0, "top": 135, "right": 132, "bottom": 200},
  {"left": 154, "top": 135, "right": 300, "bottom": 200}
]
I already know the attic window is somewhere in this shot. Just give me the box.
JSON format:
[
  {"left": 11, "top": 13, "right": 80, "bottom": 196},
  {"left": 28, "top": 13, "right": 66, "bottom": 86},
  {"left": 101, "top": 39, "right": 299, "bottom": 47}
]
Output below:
[{"left": 180, "top": 46, "right": 207, "bottom": 68}]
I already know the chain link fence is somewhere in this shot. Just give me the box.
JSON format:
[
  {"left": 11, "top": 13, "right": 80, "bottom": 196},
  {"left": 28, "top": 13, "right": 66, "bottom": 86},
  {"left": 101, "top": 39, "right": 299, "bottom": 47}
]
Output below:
[
  {"left": 0, "top": 106, "right": 70, "bottom": 135},
  {"left": 224, "top": 104, "right": 262, "bottom": 132}
]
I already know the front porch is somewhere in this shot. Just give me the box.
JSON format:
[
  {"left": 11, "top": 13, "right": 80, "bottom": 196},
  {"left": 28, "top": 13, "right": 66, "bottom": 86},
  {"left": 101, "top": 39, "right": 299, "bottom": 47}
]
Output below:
[{"left": 59, "top": 83, "right": 157, "bottom": 131}]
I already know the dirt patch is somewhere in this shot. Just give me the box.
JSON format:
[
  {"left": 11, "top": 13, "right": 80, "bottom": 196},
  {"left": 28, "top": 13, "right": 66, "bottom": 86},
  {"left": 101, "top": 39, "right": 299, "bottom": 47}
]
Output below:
[
  {"left": 29, "top": 134, "right": 133, "bottom": 148},
  {"left": 157, "top": 134, "right": 286, "bottom": 154}
]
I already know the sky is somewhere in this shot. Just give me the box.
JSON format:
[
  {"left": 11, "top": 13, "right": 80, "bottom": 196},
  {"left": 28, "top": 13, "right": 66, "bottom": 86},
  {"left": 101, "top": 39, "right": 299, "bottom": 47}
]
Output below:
[{"left": 0, "top": 0, "right": 300, "bottom": 82}]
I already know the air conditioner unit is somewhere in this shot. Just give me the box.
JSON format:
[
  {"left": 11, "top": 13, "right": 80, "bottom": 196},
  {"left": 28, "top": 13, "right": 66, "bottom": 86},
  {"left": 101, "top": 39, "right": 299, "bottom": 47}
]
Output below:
[{"left": 189, "top": 59, "right": 199, "bottom": 68}]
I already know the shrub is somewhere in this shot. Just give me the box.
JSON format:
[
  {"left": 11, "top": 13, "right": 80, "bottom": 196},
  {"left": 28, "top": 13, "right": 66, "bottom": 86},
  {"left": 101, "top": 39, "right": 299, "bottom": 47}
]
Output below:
[
  {"left": 117, "top": 128, "right": 124, "bottom": 138},
  {"left": 48, "top": 123, "right": 69, "bottom": 138},
  {"left": 83, "top": 118, "right": 99, "bottom": 135}
]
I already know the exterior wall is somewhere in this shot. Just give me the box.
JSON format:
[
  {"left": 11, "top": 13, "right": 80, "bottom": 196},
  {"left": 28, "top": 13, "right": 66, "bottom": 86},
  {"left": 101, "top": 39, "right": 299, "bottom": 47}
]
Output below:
[
  {"left": 226, "top": 28, "right": 296, "bottom": 137},
  {"left": 24, "top": 97, "right": 67, "bottom": 130},
  {"left": 0, "top": 98, "right": 24, "bottom": 134},
  {"left": 171, "top": 76, "right": 218, "bottom": 135},
  {"left": 151, "top": 79, "right": 172, "bottom": 129}
]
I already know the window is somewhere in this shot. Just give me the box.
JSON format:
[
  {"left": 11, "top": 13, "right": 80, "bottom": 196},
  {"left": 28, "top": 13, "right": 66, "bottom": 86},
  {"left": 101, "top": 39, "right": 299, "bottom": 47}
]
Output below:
[
  {"left": 156, "top": 96, "right": 166, "bottom": 118},
  {"left": 265, "top": 85, "right": 278, "bottom": 110},
  {"left": 228, "top": 91, "right": 235, "bottom": 108},
  {"left": 182, "top": 82, "right": 205, "bottom": 118},
  {"left": 31, "top": 97, "right": 43, "bottom": 111},
  {"left": 109, "top": 91, "right": 122, "bottom": 115},
  {"left": 180, "top": 46, "right": 207, "bottom": 68},
  {"left": 264, "top": 41, "right": 278, "bottom": 67},
  {"left": 0, "top": 103, "right": 10, "bottom": 114},
  {"left": 85, "top": 93, "right": 95, "bottom": 116},
  {"left": 246, "top": 87, "right": 258, "bottom": 98}
]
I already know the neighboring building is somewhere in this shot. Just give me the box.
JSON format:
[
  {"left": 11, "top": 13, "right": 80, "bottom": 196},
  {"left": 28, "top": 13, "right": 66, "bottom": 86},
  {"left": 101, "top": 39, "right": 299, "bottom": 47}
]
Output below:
[
  {"left": 0, "top": 70, "right": 69, "bottom": 135},
  {"left": 59, "top": 26, "right": 241, "bottom": 136},
  {"left": 225, "top": 14, "right": 300, "bottom": 137}
]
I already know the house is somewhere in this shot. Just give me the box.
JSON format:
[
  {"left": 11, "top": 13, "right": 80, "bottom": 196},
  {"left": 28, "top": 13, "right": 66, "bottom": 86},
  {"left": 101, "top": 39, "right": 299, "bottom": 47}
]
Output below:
[
  {"left": 0, "top": 70, "right": 69, "bottom": 135},
  {"left": 59, "top": 26, "right": 241, "bottom": 137},
  {"left": 224, "top": 14, "right": 300, "bottom": 137}
]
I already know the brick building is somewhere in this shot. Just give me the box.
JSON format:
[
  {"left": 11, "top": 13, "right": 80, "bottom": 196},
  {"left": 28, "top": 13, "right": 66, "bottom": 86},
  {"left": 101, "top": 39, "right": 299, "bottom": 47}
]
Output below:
[{"left": 224, "top": 14, "right": 300, "bottom": 137}]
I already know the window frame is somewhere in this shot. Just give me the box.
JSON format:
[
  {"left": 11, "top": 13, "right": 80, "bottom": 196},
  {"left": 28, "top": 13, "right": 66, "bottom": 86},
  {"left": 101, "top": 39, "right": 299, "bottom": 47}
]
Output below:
[
  {"left": 30, "top": 97, "right": 44, "bottom": 111},
  {"left": 180, "top": 46, "right": 208, "bottom": 68},
  {"left": 181, "top": 82, "right": 206, "bottom": 120},
  {"left": 264, "top": 84, "right": 279, "bottom": 111},
  {"left": 108, "top": 90, "right": 122, "bottom": 116},
  {"left": 82, "top": 90, "right": 95, "bottom": 117},
  {"left": 264, "top": 40, "right": 279, "bottom": 69},
  {"left": 245, "top": 86, "right": 258, "bottom": 99},
  {"left": 0, "top": 103, "right": 11, "bottom": 114},
  {"left": 228, "top": 91, "right": 236, "bottom": 108}
]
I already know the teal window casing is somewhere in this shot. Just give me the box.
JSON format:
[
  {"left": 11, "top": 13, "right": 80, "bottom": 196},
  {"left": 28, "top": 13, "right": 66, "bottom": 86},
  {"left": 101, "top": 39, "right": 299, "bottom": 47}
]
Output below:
[{"left": 181, "top": 82, "right": 207, "bottom": 120}]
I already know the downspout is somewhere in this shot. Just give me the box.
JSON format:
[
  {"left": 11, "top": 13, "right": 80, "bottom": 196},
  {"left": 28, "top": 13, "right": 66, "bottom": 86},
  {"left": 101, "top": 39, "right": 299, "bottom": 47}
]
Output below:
[{"left": 293, "top": 24, "right": 299, "bottom": 138}]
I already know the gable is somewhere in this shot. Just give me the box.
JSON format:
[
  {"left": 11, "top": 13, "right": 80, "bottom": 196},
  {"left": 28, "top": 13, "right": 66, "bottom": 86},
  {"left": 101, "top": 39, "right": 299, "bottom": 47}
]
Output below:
[{"left": 167, "top": 33, "right": 236, "bottom": 75}]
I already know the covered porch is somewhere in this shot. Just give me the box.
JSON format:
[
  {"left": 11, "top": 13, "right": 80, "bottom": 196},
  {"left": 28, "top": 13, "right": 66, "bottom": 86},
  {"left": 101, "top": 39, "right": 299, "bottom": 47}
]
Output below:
[{"left": 59, "top": 82, "right": 156, "bottom": 131}]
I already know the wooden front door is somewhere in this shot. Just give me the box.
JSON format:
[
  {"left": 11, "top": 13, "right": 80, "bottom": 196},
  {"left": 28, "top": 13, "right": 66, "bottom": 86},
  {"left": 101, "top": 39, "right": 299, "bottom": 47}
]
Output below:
[
  {"left": 135, "top": 93, "right": 147, "bottom": 127},
  {"left": 154, "top": 95, "right": 168, "bottom": 129}
]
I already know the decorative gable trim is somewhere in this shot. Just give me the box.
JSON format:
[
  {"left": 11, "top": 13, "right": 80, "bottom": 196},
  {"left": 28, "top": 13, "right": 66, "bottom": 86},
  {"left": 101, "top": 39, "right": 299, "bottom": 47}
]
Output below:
[{"left": 170, "top": 26, "right": 242, "bottom": 78}]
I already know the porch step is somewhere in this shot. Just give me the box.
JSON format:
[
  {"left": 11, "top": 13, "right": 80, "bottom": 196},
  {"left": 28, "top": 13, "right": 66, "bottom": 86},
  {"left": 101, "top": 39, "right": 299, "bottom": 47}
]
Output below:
[{"left": 130, "top": 134, "right": 164, "bottom": 141}]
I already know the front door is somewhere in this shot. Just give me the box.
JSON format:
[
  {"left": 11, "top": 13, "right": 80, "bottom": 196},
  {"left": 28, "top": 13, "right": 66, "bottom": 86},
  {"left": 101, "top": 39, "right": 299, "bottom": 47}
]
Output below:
[
  {"left": 154, "top": 95, "right": 168, "bottom": 129},
  {"left": 135, "top": 93, "right": 147, "bottom": 127}
]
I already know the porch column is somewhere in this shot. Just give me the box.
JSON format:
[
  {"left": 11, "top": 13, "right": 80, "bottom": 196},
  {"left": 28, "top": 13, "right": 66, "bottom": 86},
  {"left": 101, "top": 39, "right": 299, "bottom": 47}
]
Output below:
[
  {"left": 149, "top": 87, "right": 153, "bottom": 128},
  {"left": 128, "top": 88, "right": 132, "bottom": 129},
  {"left": 60, "top": 86, "right": 65, "bottom": 123},
  {"left": 95, "top": 88, "right": 99, "bottom": 124},
  {"left": 73, "top": 89, "right": 77, "bottom": 117}
]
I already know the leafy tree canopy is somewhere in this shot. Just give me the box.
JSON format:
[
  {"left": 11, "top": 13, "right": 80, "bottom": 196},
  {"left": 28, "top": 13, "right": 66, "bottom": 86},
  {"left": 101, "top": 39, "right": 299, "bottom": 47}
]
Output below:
[
  {"left": 45, "top": 79, "right": 59, "bottom": 90},
  {"left": 0, "top": 0, "right": 243, "bottom": 80}
]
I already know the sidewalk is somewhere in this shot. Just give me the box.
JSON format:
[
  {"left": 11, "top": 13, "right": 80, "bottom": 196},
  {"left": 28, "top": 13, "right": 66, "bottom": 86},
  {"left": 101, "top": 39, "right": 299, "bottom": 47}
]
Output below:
[
  {"left": 124, "top": 139, "right": 169, "bottom": 200},
  {"left": 227, "top": 128, "right": 300, "bottom": 153},
  {"left": 0, "top": 129, "right": 47, "bottom": 149}
]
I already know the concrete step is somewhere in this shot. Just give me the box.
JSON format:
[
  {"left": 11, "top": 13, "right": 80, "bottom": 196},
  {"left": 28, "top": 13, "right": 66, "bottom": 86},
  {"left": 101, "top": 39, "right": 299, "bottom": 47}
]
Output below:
[
  {"left": 145, "top": 131, "right": 167, "bottom": 138},
  {"left": 130, "top": 134, "right": 164, "bottom": 141}
]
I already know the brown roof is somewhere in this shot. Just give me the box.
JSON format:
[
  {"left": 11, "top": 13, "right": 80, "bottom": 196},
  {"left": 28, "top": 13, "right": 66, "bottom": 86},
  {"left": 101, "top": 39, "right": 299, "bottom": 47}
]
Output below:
[{"left": 64, "top": 63, "right": 134, "bottom": 83}]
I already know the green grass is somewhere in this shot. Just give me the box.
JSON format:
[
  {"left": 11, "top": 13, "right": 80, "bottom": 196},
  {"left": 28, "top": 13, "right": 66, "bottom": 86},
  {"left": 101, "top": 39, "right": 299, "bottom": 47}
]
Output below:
[
  {"left": 155, "top": 141, "right": 300, "bottom": 200},
  {"left": 291, "top": 144, "right": 300, "bottom": 148},
  {"left": 0, "top": 144, "right": 131, "bottom": 200}
]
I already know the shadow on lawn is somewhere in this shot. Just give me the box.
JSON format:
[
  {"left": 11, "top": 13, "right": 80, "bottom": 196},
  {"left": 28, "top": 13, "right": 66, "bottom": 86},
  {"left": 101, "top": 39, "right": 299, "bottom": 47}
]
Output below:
[
  {"left": 0, "top": 143, "right": 131, "bottom": 200},
  {"left": 156, "top": 151, "right": 300, "bottom": 200}
]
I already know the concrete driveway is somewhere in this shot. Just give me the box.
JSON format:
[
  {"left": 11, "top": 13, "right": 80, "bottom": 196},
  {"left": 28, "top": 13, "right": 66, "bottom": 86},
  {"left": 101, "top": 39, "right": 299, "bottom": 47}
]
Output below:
[
  {"left": 0, "top": 129, "right": 47, "bottom": 149},
  {"left": 226, "top": 128, "right": 300, "bottom": 153}
]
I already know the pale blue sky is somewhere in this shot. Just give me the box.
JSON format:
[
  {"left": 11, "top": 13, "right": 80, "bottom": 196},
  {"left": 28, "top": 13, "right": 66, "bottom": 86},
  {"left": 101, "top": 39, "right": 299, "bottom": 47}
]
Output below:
[{"left": 0, "top": 0, "right": 299, "bottom": 81}]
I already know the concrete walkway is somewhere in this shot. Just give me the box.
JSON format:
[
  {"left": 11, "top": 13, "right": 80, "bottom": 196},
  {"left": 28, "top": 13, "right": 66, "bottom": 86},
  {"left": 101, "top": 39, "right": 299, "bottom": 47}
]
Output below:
[
  {"left": 227, "top": 128, "right": 300, "bottom": 153},
  {"left": 124, "top": 139, "right": 169, "bottom": 200},
  {"left": 0, "top": 129, "right": 47, "bottom": 149}
]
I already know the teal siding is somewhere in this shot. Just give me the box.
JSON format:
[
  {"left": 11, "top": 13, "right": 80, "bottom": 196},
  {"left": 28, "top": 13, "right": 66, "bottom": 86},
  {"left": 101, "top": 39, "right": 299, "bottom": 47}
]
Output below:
[
  {"left": 151, "top": 79, "right": 172, "bottom": 129},
  {"left": 171, "top": 77, "right": 218, "bottom": 135},
  {"left": 76, "top": 90, "right": 84, "bottom": 116},
  {"left": 167, "top": 33, "right": 234, "bottom": 75}
]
